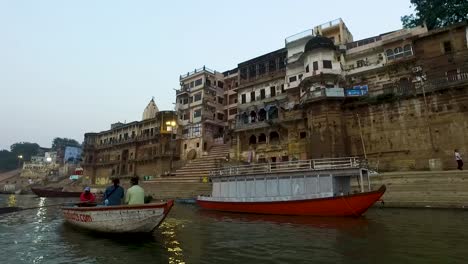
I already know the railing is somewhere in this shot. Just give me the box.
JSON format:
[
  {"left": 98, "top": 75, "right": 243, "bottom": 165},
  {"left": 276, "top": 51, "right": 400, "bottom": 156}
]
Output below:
[
  {"left": 316, "top": 18, "right": 342, "bottom": 30},
  {"left": 210, "top": 157, "right": 362, "bottom": 177},
  {"left": 285, "top": 29, "right": 314, "bottom": 44},
  {"left": 180, "top": 66, "right": 215, "bottom": 80}
]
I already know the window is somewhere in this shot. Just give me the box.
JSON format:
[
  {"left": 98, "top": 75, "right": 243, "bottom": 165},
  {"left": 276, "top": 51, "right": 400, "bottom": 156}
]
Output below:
[
  {"left": 241, "top": 94, "right": 246, "bottom": 104},
  {"left": 249, "top": 65, "right": 256, "bottom": 78},
  {"left": 194, "top": 93, "right": 202, "bottom": 101},
  {"left": 443, "top": 41, "right": 452, "bottom": 53},
  {"left": 183, "top": 98, "right": 189, "bottom": 104},
  {"left": 386, "top": 49, "right": 394, "bottom": 60},
  {"left": 194, "top": 109, "right": 201, "bottom": 118},
  {"left": 190, "top": 81, "right": 194, "bottom": 88},
  {"left": 249, "top": 135, "right": 257, "bottom": 145},
  {"left": 394, "top": 47, "right": 404, "bottom": 59},
  {"left": 217, "top": 113, "right": 224, "bottom": 120},
  {"left": 270, "top": 86, "right": 276, "bottom": 97},
  {"left": 240, "top": 68, "right": 248, "bottom": 80},
  {"left": 217, "top": 96, "right": 223, "bottom": 104},
  {"left": 268, "top": 59, "right": 276, "bottom": 72},
  {"left": 196, "top": 143, "right": 199, "bottom": 148},
  {"left": 184, "top": 144, "right": 187, "bottom": 150},
  {"left": 269, "top": 131, "right": 280, "bottom": 144},
  {"left": 229, "top": 108, "right": 237, "bottom": 115},
  {"left": 305, "top": 65, "right": 309, "bottom": 73},
  {"left": 217, "top": 81, "right": 224, "bottom": 88},
  {"left": 323, "top": 60, "right": 332, "bottom": 69},
  {"left": 250, "top": 91, "right": 255, "bottom": 102},
  {"left": 289, "top": 76, "right": 297, "bottom": 83},
  {"left": 260, "top": 89, "right": 266, "bottom": 99},
  {"left": 298, "top": 74, "right": 303, "bottom": 80},
  {"left": 313, "top": 61, "right": 318, "bottom": 71},
  {"left": 281, "top": 84, "right": 285, "bottom": 93},
  {"left": 206, "top": 79, "right": 211, "bottom": 86},
  {"left": 404, "top": 44, "right": 413, "bottom": 56},
  {"left": 258, "top": 63, "right": 266, "bottom": 75},
  {"left": 195, "top": 78, "right": 203, "bottom": 86},
  {"left": 279, "top": 55, "right": 286, "bottom": 69},
  {"left": 300, "top": 131, "right": 307, "bottom": 139},
  {"left": 258, "top": 133, "right": 266, "bottom": 143}
]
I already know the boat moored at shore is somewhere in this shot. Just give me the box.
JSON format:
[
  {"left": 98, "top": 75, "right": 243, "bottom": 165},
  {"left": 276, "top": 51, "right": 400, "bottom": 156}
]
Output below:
[{"left": 197, "top": 157, "right": 385, "bottom": 216}]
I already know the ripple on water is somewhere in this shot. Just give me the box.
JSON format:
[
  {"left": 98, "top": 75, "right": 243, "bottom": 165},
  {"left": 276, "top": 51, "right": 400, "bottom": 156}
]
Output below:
[{"left": 1, "top": 195, "right": 468, "bottom": 264}]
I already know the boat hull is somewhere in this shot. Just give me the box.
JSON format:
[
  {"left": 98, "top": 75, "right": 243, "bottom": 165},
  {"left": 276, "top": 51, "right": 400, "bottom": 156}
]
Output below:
[
  {"left": 61, "top": 200, "right": 174, "bottom": 233},
  {"left": 31, "top": 187, "right": 82, "bottom": 198},
  {"left": 197, "top": 185, "right": 385, "bottom": 217}
]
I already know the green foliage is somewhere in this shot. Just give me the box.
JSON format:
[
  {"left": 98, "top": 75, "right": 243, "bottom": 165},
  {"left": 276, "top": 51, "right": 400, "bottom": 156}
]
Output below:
[
  {"left": 10, "top": 142, "right": 40, "bottom": 161},
  {"left": 401, "top": 0, "right": 468, "bottom": 29},
  {"left": 51, "top": 137, "right": 80, "bottom": 151},
  {"left": 0, "top": 150, "right": 17, "bottom": 172}
]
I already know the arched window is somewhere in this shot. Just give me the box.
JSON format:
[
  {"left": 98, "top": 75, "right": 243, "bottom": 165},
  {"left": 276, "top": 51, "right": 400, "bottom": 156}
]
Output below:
[
  {"left": 250, "top": 111, "right": 257, "bottom": 123},
  {"left": 403, "top": 44, "right": 413, "bottom": 57},
  {"left": 249, "top": 135, "right": 257, "bottom": 145},
  {"left": 269, "top": 131, "right": 280, "bottom": 144},
  {"left": 258, "top": 133, "right": 266, "bottom": 143},
  {"left": 267, "top": 106, "right": 278, "bottom": 120},
  {"left": 385, "top": 49, "right": 394, "bottom": 60},
  {"left": 394, "top": 47, "right": 404, "bottom": 59},
  {"left": 258, "top": 109, "right": 267, "bottom": 121}
]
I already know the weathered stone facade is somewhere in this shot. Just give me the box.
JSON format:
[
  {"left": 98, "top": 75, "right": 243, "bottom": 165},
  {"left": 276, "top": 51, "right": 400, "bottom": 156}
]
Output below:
[{"left": 82, "top": 100, "right": 179, "bottom": 185}]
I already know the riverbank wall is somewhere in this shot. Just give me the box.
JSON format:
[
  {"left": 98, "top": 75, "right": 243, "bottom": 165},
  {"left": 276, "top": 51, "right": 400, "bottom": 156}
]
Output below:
[{"left": 356, "top": 170, "right": 468, "bottom": 209}]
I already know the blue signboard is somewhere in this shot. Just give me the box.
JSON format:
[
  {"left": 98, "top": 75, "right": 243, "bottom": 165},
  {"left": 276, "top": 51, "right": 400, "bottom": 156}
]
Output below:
[{"left": 346, "top": 85, "right": 369, "bottom": 97}]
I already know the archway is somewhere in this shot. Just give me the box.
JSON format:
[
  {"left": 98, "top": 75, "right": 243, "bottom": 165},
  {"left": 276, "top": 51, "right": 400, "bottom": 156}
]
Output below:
[
  {"left": 249, "top": 135, "right": 257, "bottom": 145},
  {"left": 258, "top": 133, "right": 266, "bottom": 143},
  {"left": 269, "top": 131, "right": 280, "bottom": 144},
  {"left": 250, "top": 111, "right": 257, "bottom": 123},
  {"left": 258, "top": 109, "right": 267, "bottom": 121},
  {"left": 267, "top": 106, "right": 278, "bottom": 120}
]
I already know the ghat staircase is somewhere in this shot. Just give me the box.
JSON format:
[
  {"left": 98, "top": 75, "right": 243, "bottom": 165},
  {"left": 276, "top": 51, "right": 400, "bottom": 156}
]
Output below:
[{"left": 147, "top": 143, "right": 230, "bottom": 183}]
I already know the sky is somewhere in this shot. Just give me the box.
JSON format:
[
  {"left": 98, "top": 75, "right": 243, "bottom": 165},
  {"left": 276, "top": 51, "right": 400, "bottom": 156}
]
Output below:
[{"left": 0, "top": 0, "right": 414, "bottom": 150}]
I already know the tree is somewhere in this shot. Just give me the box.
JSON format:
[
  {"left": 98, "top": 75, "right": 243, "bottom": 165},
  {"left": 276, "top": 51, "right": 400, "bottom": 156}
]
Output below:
[
  {"left": 0, "top": 150, "right": 17, "bottom": 172},
  {"left": 51, "top": 137, "right": 81, "bottom": 151},
  {"left": 10, "top": 142, "right": 40, "bottom": 162},
  {"left": 401, "top": 0, "right": 468, "bottom": 29}
]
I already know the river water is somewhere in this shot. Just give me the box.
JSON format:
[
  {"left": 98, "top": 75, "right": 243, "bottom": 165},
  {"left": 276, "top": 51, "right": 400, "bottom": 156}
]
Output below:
[{"left": 0, "top": 194, "right": 467, "bottom": 264}]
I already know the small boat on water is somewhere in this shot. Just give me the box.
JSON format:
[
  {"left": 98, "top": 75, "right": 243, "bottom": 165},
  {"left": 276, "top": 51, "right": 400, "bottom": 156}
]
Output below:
[
  {"left": 61, "top": 200, "right": 174, "bottom": 233},
  {"left": 31, "top": 187, "right": 82, "bottom": 198},
  {"left": 197, "top": 157, "right": 385, "bottom": 217}
]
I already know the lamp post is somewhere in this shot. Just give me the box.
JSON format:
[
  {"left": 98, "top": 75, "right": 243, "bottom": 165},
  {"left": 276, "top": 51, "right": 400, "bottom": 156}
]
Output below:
[
  {"left": 166, "top": 120, "right": 177, "bottom": 174},
  {"left": 17, "top": 155, "right": 23, "bottom": 169}
]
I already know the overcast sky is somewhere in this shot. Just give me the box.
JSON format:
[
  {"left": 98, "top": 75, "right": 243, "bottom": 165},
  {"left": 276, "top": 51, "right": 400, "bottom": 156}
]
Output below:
[{"left": 0, "top": 0, "right": 413, "bottom": 150}]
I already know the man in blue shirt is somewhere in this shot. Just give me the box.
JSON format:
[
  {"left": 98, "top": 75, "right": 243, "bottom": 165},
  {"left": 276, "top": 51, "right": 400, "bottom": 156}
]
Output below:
[{"left": 104, "top": 178, "right": 124, "bottom": 206}]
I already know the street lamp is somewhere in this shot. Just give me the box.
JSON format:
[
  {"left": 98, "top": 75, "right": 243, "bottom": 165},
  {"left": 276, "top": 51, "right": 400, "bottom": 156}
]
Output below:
[
  {"left": 165, "top": 121, "right": 177, "bottom": 174},
  {"left": 17, "top": 155, "right": 23, "bottom": 169}
]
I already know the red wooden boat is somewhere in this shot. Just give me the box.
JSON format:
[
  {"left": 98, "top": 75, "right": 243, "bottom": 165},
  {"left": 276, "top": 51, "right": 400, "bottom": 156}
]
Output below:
[
  {"left": 31, "top": 187, "right": 82, "bottom": 198},
  {"left": 197, "top": 157, "right": 386, "bottom": 217}
]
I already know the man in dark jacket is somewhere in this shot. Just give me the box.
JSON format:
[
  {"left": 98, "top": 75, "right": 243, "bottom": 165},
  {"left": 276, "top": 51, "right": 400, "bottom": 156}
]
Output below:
[{"left": 104, "top": 178, "right": 124, "bottom": 206}]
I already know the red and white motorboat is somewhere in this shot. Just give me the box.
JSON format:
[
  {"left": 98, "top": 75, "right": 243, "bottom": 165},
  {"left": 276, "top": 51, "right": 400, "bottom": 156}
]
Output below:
[
  {"left": 197, "top": 157, "right": 385, "bottom": 217},
  {"left": 61, "top": 200, "right": 174, "bottom": 233}
]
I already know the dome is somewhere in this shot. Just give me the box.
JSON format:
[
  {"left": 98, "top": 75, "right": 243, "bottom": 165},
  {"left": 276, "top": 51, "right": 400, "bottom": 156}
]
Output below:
[
  {"left": 304, "top": 36, "right": 335, "bottom": 53},
  {"left": 142, "top": 98, "right": 159, "bottom": 120}
]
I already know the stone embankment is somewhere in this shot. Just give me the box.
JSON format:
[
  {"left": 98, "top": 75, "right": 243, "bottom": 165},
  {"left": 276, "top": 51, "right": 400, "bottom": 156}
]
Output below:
[{"left": 361, "top": 170, "right": 468, "bottom": 208}]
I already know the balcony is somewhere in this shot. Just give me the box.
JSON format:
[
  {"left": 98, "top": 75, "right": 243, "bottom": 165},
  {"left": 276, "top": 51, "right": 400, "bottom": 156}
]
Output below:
[
  {"left": 301, "top": 87, "right": 345, "bottom": 103},
  {"left": 237, "top": 93, "right": 287, "bottom": 110},
  {"left": 285, "top": 29, "right": 314, "bottom": 45},
  {"left": 234, "top": 108, "right": 303, "bottom": 131}
]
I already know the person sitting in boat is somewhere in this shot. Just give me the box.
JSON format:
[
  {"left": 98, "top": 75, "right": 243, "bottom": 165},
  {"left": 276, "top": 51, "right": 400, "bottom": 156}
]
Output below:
[
  {"left": 80, "top": 187, "right": 96, "bottom": 203},
  {"left": 104, "top": 178, "right": 125, "bottom": 206},
  {"left": 125, "top": 176, "right": 145, "bottom": 205}
]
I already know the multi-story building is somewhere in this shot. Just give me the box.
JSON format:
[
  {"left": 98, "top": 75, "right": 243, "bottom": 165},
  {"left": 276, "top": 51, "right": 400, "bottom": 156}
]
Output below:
[
  {"left": 82, "top": 99, "right": 178, "bottom": 185},
  {"left": 176, "top": 66, "right": 226, "bottom": 160},
  {"left": 222, "top": 68, "right": 239, "bottom": 128}
]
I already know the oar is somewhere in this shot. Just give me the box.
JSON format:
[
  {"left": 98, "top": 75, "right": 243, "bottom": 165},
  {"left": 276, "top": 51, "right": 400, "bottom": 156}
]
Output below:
[{"left": 0, "top": 202, "right": 93, "bottom": 215}]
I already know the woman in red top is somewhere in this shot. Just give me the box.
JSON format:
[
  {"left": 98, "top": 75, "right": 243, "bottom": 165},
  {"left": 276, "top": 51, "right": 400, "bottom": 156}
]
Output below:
[{"left": 80, "top": 187, "right": 96, "bottom": 202}]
